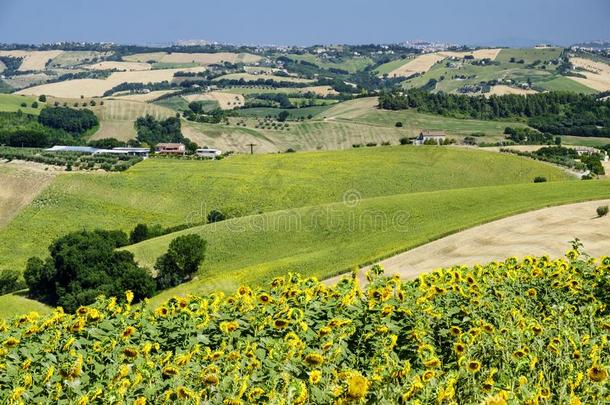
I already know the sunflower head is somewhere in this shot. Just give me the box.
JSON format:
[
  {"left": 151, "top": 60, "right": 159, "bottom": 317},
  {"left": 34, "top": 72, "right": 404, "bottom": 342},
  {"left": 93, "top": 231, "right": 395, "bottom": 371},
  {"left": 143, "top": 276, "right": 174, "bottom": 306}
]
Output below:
[
  {"left": 588, "top": 364, "right": 608, "bottom": 383},
  {"left": 466, "top": 360, "right": 481, "bottom": 373}
]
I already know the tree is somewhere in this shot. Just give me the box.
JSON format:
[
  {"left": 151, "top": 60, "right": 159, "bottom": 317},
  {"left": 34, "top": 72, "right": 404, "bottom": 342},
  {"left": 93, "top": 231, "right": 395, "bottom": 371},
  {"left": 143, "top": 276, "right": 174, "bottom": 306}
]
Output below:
[
  {"left": 277, "top": 110, "right": 290, "bottom": 122},
  {"left": 155, "top": 234, "right": 206, "bottom": 290},
  {"left": 24, "top": 230, "right": 155, "bottom": 312},
  {"left": 130, "top": 223, "right": 149, "bottom": 244},
  {"left": 31, "top": 101, "right": 38, "bottom": 109},
  {"left": 555, "top": 136, "right": 562, "bottom": 146},
  {"left": 38, "top": 95, "right": 47, "bottom": 102}
]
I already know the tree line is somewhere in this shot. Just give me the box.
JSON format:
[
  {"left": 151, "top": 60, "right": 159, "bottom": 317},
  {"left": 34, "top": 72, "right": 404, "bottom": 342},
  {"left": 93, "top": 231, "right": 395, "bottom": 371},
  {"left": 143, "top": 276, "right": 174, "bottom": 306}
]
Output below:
[{"left": 379, "top": 89, "right": 610, "bottom": 137}]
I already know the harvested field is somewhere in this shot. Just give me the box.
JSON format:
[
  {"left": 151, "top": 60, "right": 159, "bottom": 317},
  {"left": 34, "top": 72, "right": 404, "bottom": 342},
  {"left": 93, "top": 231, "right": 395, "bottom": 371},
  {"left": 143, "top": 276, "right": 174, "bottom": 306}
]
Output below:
[
  {"left": 0, "top": 162, "right": 58, "bottom": 229},
  {"left": 89, "top": 99, "right": 176, "bottom": 141},
  {"left": 386, "top": 53, "right": 446, "bottom": 78},
  {"left": 327, "top": 199, "right": 610, "bottom": 285},
  {"left": 0, "top": 50, "right": 64, "bottom": 71},
  {"left": 183, "top": 91, "right": 244, "bottom": 109},
  {"left": 567, "top": 57, "right": 610, "bottom": 91},
  {"left": 15, "top": 67, "right": 206, "bottom": 98},
  {"left": 123, "top": 52, "right": 261, "bottom": 65},
  {"left": 82, "top": 61, "right": 151, "bottom": 71},
  {"left": 438, "top": 48, "right": 501, "bottom": 60},
  {"left": 488, "top": 85, "right": 537, "bottom": 95},
  {"left": 48, "top": 51, "right": 111, "bottom": 67}
]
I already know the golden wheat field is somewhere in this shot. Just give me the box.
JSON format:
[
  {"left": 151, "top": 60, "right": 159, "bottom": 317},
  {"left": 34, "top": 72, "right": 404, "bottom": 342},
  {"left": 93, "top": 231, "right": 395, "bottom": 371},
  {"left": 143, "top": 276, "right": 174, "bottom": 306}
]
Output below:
[
  {"left": 438, "top": 48, "right": 501, "bottom": 60},
  {"left": 568, "top": 57, "right": 610, "bottom": 91},
  {"left": 0, "top": 50, "right": 64, "bottom": 71},
  {"left": 386, "top": 53, "right": 446, "bottom": 78},
  {"left": 15, "top": 67, "right": 206, "bottom": 98},
  {"left": 82, "top": 61, "right": 152, "bottom": 71},
  {"left": 182, "top": 91, "right": 245, "bottom": 109}
]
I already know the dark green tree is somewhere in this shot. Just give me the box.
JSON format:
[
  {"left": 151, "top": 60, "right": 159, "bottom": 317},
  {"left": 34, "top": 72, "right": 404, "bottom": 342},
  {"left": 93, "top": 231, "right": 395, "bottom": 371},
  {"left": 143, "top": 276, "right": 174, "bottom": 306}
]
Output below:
[{"left": 155, "top": 234, "right": 206, "bottom": 290}]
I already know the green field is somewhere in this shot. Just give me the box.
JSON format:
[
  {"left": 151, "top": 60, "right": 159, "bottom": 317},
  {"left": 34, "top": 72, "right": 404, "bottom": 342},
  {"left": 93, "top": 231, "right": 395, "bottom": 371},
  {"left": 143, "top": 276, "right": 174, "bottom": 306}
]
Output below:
[
  {"left": 285, "top": 54, "right": 374, "bottom": 73},
  {"left": 213, "top": 73, "right": 313, "bottom": 84},
  {"left": 0, "top": 94, "right": 44, "bottom": 114},
  {"left": 0, "top": 146, "right": 572, "bottom": 273},
  {"left": 130, "top": 179, "right": 610, "bottom": 304},
  {"left": 495, "top": 47, "right": 563, "bottom": 64},
  {"left": 235, "top": 105, "right": 333, "bottom": 118},
  {"left": 535, "top": 76, "right": 597, "bottom": 93},
  {"left": 375, "top": 57, "right": 414, "bottom": 76},
  {"left": 151, "top": 62, "right": 199, "bottom": 70},
  {"left": 0, "top": 292, "right": 52, "bottom": 318}
]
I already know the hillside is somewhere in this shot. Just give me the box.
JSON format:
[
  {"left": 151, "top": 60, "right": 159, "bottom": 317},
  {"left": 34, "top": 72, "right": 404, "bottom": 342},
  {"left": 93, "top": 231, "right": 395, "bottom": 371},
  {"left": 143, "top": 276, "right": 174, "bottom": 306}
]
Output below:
[
  {"left": 0, "top": 146, "right": 573, "bottom": 273},
  {"left": 128, "top": 180, "right": 610, "bottom": 303}
]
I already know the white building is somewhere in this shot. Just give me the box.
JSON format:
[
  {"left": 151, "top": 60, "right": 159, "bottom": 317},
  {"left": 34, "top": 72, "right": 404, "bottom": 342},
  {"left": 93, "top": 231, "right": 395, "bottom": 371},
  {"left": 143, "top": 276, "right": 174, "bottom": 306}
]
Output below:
[{"left": 195, "top": 148, "right": 222, "bottom": 158}]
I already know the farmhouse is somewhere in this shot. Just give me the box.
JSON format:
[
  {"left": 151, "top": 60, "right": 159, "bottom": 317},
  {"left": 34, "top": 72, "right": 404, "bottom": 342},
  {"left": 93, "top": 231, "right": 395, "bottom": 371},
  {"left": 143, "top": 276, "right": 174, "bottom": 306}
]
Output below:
[
  {"left": 195, "top": 148, "right": 222, "bottom": 158},
  {"left": 156, "top": 143, "right": 186, "bottom": 155},
  {"left": 413, "top": 131, "right": 447, "bottom": 145}
]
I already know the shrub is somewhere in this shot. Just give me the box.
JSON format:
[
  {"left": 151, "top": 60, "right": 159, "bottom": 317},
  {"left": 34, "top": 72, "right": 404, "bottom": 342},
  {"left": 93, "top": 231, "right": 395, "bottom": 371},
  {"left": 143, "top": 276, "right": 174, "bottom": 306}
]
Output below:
[
  {"left": 31, "top": 101, "right": 38, "bottom": 109},
  {"left": 130, "top": 223, "right": 149, "bottom": 244},
  {"left": 399, "top": 137, "right": 410, "bottom": 145},
  {"left": 395, "top": 121, "right": 403, "bottom": 127},
  {"left": 533, "top": 176, "right": 547, "bottom": 183},
  {"left": 207, "top": 209, "right": 226, "bottom": 223},
  {"left": 0, "top": 269, "right": 24, "bottom": 295},
  {"left": 38, "top": 94, "right": 46, "bottom": 102},
  {"left": 597, "top": 205, "right": 609, "bottom": 217}
]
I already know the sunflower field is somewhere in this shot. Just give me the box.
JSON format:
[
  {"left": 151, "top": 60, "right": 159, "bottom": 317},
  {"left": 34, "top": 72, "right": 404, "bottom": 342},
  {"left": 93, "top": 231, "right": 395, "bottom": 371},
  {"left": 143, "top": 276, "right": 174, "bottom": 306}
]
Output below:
[{"left": 2, "top": 247, "right": 610, "bottom": 404}]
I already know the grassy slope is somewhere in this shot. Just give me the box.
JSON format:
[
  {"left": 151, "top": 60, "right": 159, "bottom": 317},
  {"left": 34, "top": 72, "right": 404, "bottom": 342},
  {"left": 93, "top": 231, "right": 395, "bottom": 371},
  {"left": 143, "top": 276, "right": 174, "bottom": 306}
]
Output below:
[
  {"left": 0, "top": 147, "right": 572, "bottom": 272},
  {"left": 285, "top": 54, "right": 374, "bottom": 73},
  {"left": 495, "top": 48, "right": 563, "bottom": 64},
  {"left": 129, "top": 179, "right": 610, "bottom": 304},
  {"left": 375, "top": 58, "right": 414, "bottom": 75},
  {"left": 536, "top": 76, "right": 597, "bottom": 93},
  {"left": 0, "top": 293, "right": 52, "bottom": 318},
  {"left": 0, "top": 94, "right": 43, "bottom": 115}
]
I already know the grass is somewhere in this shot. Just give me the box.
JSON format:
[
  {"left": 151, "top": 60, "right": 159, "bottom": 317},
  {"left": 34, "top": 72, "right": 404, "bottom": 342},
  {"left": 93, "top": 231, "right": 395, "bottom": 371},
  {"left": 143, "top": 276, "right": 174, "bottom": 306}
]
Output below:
[
  {"left": 130, "top": 179, "right": 610, "bottom": 304},
  {"left": 212, "top": 73, "right": 313, "bottom": 84},
  {"left": 151, "top": 62, "right": 199, "bottom": 70},
  {"left": 375, "top": 57, "right": 413, "bottom": 76},
  {"left": 536, "top": 76, "right": 597, "bottom": 93},
  {"left": 495, "top": 48, "right": 563, "bottom": 64},
  {"left": 235, "top": 105, "right": 333, "bottom": 118},
  {"left": 153, "top": 95, "right": 190, "bottom": 111},
  {"left": 0, "top": 146, "right": 572, "bottom": 273},
  {"left": 0, "top": 94, "right": 43, "bottom": 115},
  {"left": 561, "top": 136, "right": 610, "bottom": 147},
  {"left": 285, "top": 54, "right": 373, "bottom": 73},
  {"left": 0, "top": 292, "right": 52, "bottom": 318}
]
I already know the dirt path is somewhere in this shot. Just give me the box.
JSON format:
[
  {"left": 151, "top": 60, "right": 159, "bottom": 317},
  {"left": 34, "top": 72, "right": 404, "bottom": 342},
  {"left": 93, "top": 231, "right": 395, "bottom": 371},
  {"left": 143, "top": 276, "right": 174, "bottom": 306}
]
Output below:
[{"left": 326, "top": 199, "right": 610, "bottom": 285}]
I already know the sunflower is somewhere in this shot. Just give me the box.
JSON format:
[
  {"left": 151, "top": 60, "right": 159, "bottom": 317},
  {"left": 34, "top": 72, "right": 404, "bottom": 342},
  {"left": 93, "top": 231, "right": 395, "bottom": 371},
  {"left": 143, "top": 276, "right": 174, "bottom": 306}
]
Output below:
[
  {"left": 588, "top": 364, "right": 608, "bottom": 382},
  {"left": 273, "top": 319, "right": 289, "bottom": 329},
  {"left": 422, "top": 370, "right": 435, "bottom": 382},
  {"left": 466, "top": 360, "right": 481, "bottom": 373},
  {"left": 538, "top": 387, "right": 551, "bottom": 400},
  {"left": 454, "top": 342, "right": 466, "bottom": 355},
  {"left": 531, "top": 324, "right": 543, "bottom": 335},
  {"left": 573, "top": 350, "right": 582, "bottom": 360},
  {"left": 3, "top": 337, "right": 19, "bottom": 348},
  {"left": 449, "top": 326, "right": 462, "bottom": 336},
  {"left": 247, "top": 388, "right": 264, "bottom": 402},
  {"left": 304, "top": 353, "right": 324, "bottom": 367},
  {"left": 309, "top": 370, "right": 322, "bottom": 385},
  {"left": 154, "top": 306, "right": 169, "bottom": 318},
  {"left": 219, "top": 321, "right": 239, "bottom": 333},
  {"left": 162, "top": 366, "right": 179, "bottom": 377},
  {"left": 526, "top": 288, "right": 537, "bottom": 298},
  {"left": 125, "top": 290, "right": 134, "bottom": 304},
  {"left": 123, "top": 347, "right": 138, "bottom": 358},
  {"left": 483, "top": 394, "right": 507, "bottom": 405},
  {"left": 482, "top": 378, "right": 494, "bottom": 392},
  {"left": 134, "top": 398, "right": 146, "bottom": 405},
  {"left": 259, "top": 293, "right": 272, "bottom": 304},
  {"left": 513, "top": 349, "right": 526, "bottom": 359},
  {"left": 423, "top": 358, "right": 441, "bottom": 369},
  {"left": 121, "top": 326, "right": 136, "bottom": 339},
  {"left": 346, "top": 373, "right": 369, "bottom": 400},
  {"left": 203, "top": 374, "right": 219, "bottom": 385}
]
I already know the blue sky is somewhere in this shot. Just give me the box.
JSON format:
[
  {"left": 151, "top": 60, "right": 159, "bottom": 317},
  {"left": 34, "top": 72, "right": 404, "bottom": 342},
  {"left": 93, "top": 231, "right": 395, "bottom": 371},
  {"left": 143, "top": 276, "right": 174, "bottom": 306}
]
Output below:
[{"left": 0, "top": 0, "right": 608, "bottom": 46}]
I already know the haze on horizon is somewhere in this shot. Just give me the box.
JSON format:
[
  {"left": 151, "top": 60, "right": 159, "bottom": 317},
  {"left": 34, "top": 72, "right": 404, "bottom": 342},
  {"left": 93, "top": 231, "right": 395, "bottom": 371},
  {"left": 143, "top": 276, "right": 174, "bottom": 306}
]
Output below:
[{"left": 0, "top": 0, "right": 609, "bottom": 47}]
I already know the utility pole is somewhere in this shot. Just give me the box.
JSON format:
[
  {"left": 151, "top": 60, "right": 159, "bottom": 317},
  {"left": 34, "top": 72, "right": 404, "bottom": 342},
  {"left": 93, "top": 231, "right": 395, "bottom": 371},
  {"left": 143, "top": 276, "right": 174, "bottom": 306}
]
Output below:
[{"left": 246, "top": 143, "right": 256, "bottom": 155}]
